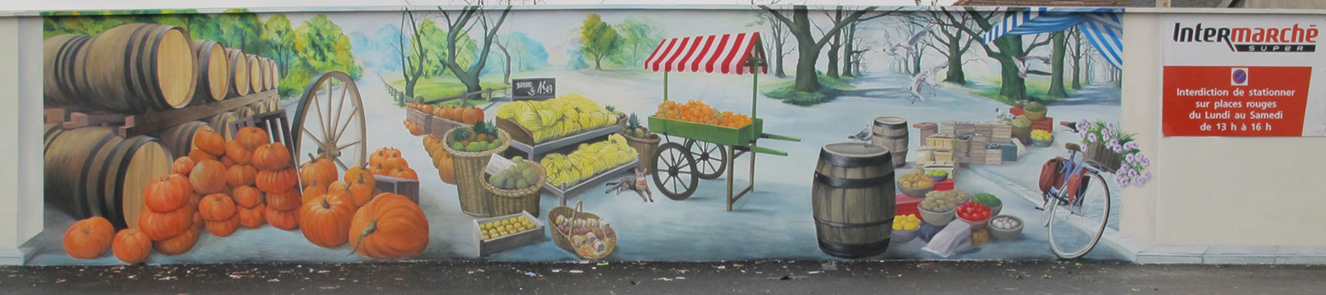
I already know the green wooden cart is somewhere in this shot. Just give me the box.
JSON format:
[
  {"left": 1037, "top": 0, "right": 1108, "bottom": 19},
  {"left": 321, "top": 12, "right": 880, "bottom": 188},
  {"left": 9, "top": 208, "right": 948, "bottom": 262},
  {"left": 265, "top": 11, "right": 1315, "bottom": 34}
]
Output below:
[{"left": 643, "top": 32, "right": 799, "bottom": 211}]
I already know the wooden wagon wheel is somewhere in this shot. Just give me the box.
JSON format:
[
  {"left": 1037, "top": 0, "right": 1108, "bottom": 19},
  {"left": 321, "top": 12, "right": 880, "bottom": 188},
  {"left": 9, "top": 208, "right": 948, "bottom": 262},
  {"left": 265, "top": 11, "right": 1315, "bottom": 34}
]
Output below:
[
  {"left": 653, "top": 142, "right": 698, "bottom": 200},
  {"left": 683, "top": 139, "right": 727, "bottom": 180},
  {"left": 292, "top": 71, "right": 366, "bottom": 170}
]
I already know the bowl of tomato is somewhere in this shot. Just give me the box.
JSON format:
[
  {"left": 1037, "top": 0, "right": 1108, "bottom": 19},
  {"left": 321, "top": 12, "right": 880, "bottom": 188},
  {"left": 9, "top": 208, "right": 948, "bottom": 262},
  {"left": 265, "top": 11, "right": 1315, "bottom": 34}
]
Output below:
[{"left": 956, "top": 202, "right": 992, "bottom": 229}]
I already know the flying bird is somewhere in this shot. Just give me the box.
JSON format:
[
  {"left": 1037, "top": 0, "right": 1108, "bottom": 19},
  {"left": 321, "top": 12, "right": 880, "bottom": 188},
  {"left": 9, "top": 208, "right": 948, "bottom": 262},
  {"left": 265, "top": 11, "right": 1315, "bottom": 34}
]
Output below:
[
  {"left": 908, "top": 61, "right": 949, "bottom": 103},
  {"left": 1015, "top": 55, "right": 1052, "bottom": 78},
  {"left": 883, "top": 26, "right": 934, "bottom": 57}
]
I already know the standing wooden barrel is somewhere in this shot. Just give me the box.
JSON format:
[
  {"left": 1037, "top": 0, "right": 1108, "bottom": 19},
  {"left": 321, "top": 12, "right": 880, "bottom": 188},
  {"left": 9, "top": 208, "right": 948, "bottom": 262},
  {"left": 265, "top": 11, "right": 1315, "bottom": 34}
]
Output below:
[
  {"left": 206, "top": 112, "right": 240, "bottom": 140},
  {"left": 247, "top": 54, "right": 262, "bottom": 93},
  {"left": 152, "top": 121, "right": 212, "bottom": 159},
  {"left": 45, "top": 127, "right": 171, "bottom": 229},
  {"left": 226, "top": 48, "right": 251, "bottom": 98},
  {"left": 191, "top": 40, "right": 230, "bottom": 105},
  {"left": 812, "top": 143, "right": 895, "bottom": 258},
  {"left": 871, "top": 117, "right": 908, "bottom": 168},
  {"left": 74, "top": 23, "right": 197, "bottom": 112},
  {"left": 43, "top": 34, "right": 92, "bottom": 106}
]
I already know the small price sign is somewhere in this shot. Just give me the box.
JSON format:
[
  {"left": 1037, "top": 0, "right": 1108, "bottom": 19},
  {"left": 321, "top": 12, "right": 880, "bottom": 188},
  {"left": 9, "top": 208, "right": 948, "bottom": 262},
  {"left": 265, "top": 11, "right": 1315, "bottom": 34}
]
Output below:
[{"left": 512, "top": 78, "right": 555, "bottom": 100}]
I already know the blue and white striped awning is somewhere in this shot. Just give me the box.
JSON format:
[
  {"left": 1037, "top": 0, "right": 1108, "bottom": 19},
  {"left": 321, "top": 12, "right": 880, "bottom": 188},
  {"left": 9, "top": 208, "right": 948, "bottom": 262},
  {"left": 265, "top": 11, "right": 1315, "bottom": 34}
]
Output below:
[{"left": 981, "top": 7, "right": 1123, "bottom": 69}]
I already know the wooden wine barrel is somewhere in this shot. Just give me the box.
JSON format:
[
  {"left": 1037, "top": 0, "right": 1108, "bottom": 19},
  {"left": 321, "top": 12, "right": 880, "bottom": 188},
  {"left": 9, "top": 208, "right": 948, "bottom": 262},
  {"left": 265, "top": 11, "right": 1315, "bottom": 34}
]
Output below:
[
  {"left": 235, "top": 105, "right": 256, "bottom": 119},
  {"left": 247, "top": 54, "right": 262, "bottom": 93},
  {"left": 152, "top": 121, "right": 212, "bottom": 159},
  {"left": 813, "top": 143, "right": 895, "bottom": 258},
  {"left": 226, "top": 48, "right": 251, "bottom": 98},
  {"left": 206, "top": 112, "right": 239, "bottom": 140},
  {"left": 45, "top": 127, "right": 171, "bottom": 229},
  {"left": 43, "top": 123, "right": 65, "bottom": 154},
  {"left": 73, "top": 23, "right": 197, "bottom": 113},
  {"left": 43, "top": 34, "right": 92, "bottom": 107},
  {"left": 268, "top": 59, "right": 279, "bottom": 89},
  {"left": 871, "top": 117, "right": 908, "bottom": 168},
  {"left": 191, "top": 40, "right": 230, "bottom": 105}
]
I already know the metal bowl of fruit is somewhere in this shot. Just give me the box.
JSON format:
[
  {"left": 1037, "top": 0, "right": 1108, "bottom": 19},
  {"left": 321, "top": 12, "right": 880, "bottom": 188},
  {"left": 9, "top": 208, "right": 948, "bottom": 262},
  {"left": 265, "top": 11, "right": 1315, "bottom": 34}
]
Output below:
[
  {"left": 989, "top": 215, "right": 1024, "bottom": 241},
  {"left": 1031, "top": 130, "right": 1054, "bottom": 147},
  {"left": 918, "top": 190, "right": 965, "bottom": 226},
  {"left": 956, "top": 202, "right": 992, "bottom": 229},
  {"left": 891, "top": 214, "right": 921, "bottom": 243},
  {"left": 898, "top": 172, "right": 935, "bottom": 198},
  {"left": 926, "top": 169, "right": 949, "bottom": 182}
]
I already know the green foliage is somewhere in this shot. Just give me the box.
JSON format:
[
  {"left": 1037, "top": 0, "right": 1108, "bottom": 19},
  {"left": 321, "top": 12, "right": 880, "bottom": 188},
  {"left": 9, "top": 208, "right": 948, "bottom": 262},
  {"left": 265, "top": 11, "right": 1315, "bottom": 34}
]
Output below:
[
  {"left": 410, "top": 19, "right": 477, "bottom": 79},
  {"left": 579, "top": 14, "right": 623, "bottom": 70},
  {"left": 388, "top": 77, "right": 505, "bottom": 101},
  {"left": 762, "top": 74, "right": 851, "bottom": 106},
  {"left": 610, "top": 18, "right": 662, "bottom": 66},
  {"left": 293, "top": 15, "right": 363, "bottom": 80},
  {"left": 1011, "top": 116, "right": 1031, "bottom": 128}
]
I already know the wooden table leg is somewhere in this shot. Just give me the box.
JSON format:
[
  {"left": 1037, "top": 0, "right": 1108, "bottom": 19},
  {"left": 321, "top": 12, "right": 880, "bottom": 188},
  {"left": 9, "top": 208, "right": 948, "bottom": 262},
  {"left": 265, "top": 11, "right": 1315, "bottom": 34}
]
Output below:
[{"left": 726, "top": 144, "right": 735, "bottom": 212}]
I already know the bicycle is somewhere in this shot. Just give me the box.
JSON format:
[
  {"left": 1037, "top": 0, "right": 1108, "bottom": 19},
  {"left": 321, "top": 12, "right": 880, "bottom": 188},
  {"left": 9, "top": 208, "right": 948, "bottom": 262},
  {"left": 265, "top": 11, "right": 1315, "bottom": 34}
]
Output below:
[{"left": 1036, "top": 121, "right": 1114, "bottom": 259}]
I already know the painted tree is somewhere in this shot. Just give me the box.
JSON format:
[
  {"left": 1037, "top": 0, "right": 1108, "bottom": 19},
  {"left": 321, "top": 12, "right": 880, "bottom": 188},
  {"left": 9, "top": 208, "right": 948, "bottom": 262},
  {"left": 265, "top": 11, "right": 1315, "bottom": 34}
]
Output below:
[
  {"left": 1047, "top": 31, "right": 1069, "bottom": 98},
  {"left": 506, "top": 32, "right": 550, "bottom": 71},
  {"left": 439, "top": 5, "right": 512, "bottom": 95},
  {"left": 216, "top": 9, "right": 263, "bottom": 53},
  {"left": 580, "top": 13, "right": 622, "bottom": 70},
  {"left": 926, "top": 8, "right": 976, "bottom": 85},
  {"left": 749, "top": 10, "right": 794, "bottom": 78},
  {"left": 950, "top": 7, "right": 1054, "bottom": 100},
  {"left": 397, "top": 8, "right": 427, "bottom": 101},
  {"left": 293, "top": 15, "right": 363, "bottom": 80},
  {"left": 1067, "top": 27, "right": 1085, "bottom": 89},
  {"left": 612, "top": 18, "right": 662, "bottom": 67},
  {"left": 262, "top": 15, "right": 296, "bottom": 78},
  {"left": 760, "top": 5, "right": 895, "bottom": 92}
]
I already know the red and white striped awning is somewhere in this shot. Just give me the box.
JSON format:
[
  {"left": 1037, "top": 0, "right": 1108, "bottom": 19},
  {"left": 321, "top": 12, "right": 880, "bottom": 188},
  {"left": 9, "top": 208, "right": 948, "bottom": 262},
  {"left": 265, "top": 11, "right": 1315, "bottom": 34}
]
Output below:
[{"left": 644, "top": 32, "right": 766, "bottom": 75}]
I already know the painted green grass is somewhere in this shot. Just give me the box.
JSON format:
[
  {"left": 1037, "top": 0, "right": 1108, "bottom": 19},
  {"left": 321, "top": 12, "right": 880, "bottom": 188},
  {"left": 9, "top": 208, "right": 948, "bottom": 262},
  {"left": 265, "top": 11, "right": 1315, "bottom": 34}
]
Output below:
[
  {"left": 387, "top": 78, "right": 507, "bottom": 101},
  {"left": 967, "top": 78, "right": 1072, "bottom": 105},
  {"left": 761, "top": 74, "right": 855, "bottom": 106}
]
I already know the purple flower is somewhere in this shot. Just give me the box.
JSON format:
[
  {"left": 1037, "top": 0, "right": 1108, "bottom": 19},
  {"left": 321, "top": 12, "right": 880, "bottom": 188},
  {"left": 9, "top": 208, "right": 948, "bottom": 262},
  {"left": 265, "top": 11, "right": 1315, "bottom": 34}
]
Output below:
[
  {"left": 1125, "top": 142, "right": 1140, "bottom": 151},
  {"left": 1134, "top": 175, "right": 1148, "bottom": 186},
  {"left": 1102, "top": 133, "right": 1113, "bottom": 142},
  {"left": 1079, "top": 119, "right": 1090, "bottom": 130},
  {"left": 1143, "top": 170, "right": 1152, "bottom": 179},
  {"left": 1140, "top": 156, "right": 1150, "bottom": 167},
  {"left": 1126, "top": 153, "right": 1137, "bottom": 163},
  {"left": 1087, "top": 133, "right": 1098, "bottom": 143},
  {"left": 1113, "top": 145, "right": 1124, "bottom": 153},
  {"left": 1117, "top": 167, "right": 1129, "bottom": 175},
  {"left": 1117, "top": 175, "right": 1131, "bottom": 186}
]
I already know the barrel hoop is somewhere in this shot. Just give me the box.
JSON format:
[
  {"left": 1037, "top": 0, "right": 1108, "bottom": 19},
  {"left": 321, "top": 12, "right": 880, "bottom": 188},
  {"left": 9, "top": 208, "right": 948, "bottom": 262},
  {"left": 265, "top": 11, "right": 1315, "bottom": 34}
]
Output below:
[
  {"left": 43, "top": 126, "right": 65, "bottom": 155},
  {"left": 871, "top": 132, "right": 908, "bottom": 140},
  {"left": 813, "top": 216, "right": 894, "bottom": 228},
  {"left": 145, "top": 25, "right": 171, "bottom": 109},
  {"left": 75, "top": 132, "right": 116, "bottom": 219},
  {"left": 53, "top": 37, "right": 81, "bottom": 103},
  {"left": 818, "top": 238, "right": 890, "bottom": 258},
  {"left": 813, "top": 171, "right": 894, "bottom": 189},
  {"left": 98, "top": 136, "right": 132, "bottom": 227},
  {"left": 874, "top": 120, "right": 908, "bottom": 129},
  {"left": 122, "top": 24, "right": 151, "bottom": 111},
  {"left": 818, "top": 149, "right": 891, "bottom": 168}
]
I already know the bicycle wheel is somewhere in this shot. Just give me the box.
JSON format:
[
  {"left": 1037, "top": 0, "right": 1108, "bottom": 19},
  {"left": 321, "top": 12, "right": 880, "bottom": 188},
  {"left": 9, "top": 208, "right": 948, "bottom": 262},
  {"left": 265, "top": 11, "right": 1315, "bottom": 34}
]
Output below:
[{"left": 1047, "top": 172, "right": 1112, "bottom": 259}]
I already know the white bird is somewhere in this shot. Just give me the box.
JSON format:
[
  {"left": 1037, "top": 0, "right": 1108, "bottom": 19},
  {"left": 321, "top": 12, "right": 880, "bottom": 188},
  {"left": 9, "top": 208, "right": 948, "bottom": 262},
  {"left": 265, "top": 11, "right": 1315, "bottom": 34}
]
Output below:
[
  {"left": 907, "top": 61, "right": 949, "bottom": 103},
  {"left": 1015, "top": 55, "right": 1052, "bottom": 78},
  {"left": 848, "top": 125, "right": 873, "bottom": 146},
  {"left": 883, "top": 26, "right": 933, "bottom": 57}
]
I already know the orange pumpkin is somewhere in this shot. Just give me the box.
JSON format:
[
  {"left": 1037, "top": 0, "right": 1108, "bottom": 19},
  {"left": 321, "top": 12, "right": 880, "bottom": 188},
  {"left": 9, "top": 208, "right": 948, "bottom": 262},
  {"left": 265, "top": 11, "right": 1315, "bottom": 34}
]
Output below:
[
  {"left": 224, "top": 140, "right": 252, "bottom": 165},
  {"left": 220, "top": 156, "right": 236, "bottom": 168},
  {"left": 189, "top": 160, "right": 228, "bottom": 194},
  {"left": 153, "top": 228, "right": 199, "bottom": 255},
  {"left": 349, "top": 193, "right": 429, "bottom": 259},
  {"left": 369, "top": 148, "right": 401, "bottom": 168},
  {"left": 461, "top": 107, "right": 484, "bottom": 124},
  {"left": 233, "top": 185, "right": 263, "bottom": 208},
  {"left": 238, "top": 204, "right": 266, "bottom": 229},
  {"left": 299, "top": 158, "right": 338, "bottom": 188},
  {"left": 384, "top": 157, "right": 409, "bottom": 171},
  {"left": 252, "top": 143, "right": 292, "bottom": 171},
  {"left": 189, "top": 149, "right": 217, "bottom": 163},
  {"left": 144, "top": 174, "right": 192, "bottom": 213},
  {"left": 300, "top": 195, "right": 356, "bottom": 248},
  {"left": 171, "top": 157, "right": 195, "bottom": 175},
  {"left": 266, "top": 207, "right": 300, "bottom": 230},
  {"left": 199, "top": 193, "right": 236, "bottom": 222},
  {"left": 327, "top": 180, "right": 349, "bottom": 196},
  {"left": 112, "top": 228, "right": 151, "bottom": 264},
  {"left": 390, "top": 167, "right": 419, "bottom": 181},
  {"left": 301, "top": 180, "right": 328, "bottom": 204},
  {"left": 193, "top": 129, "right": 226, "bottom": 156},
  {"left": 226, "top": 165, "right": 257, "bottom": 188},
  {"left": 432, "top": 106, "right": 447, "bottom": 118},
  {"left": 63, "top": 217, "right": 114, "bottom": 259},
  {"left": 205, "top": 216, "right": 240, "bottom": 237},
  {"left": 235, "top": 127, "right": 270, "bottom": 150},
  {"left": 344, "top": 165, "right": 372, "bottom": 183},
  {"left": 434, "top": 151, "right": 455, "bottom": 184},
  {"left": 256, "top": 168, "right": 299, "bottom": 193},
  {"left": 189, "top": 194, "right": 203, "bottom": 230},
  {"left": 266, "top": 188, "right": 302, "bottom": 211},
  {"left": 138, "top": 205, "right": 193, "bottom": 241},
  {"left": 349, "top": 174, "right": 376, "bottom": 207}
]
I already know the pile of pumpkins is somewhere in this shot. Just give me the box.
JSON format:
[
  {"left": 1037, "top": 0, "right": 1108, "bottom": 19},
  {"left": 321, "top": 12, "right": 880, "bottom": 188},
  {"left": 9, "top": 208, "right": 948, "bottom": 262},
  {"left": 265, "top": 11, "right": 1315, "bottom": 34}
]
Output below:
[
  {"left": 62, "top": 128, "right": 430, "bottom": 264},
  {"left": 422, "top": 134, "right": 456, "bottom": 184}
]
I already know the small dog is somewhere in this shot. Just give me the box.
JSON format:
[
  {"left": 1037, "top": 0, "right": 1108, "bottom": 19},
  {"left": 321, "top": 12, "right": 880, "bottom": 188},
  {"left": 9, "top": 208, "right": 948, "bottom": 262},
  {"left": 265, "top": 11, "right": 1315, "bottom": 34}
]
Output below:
[{"left": 605, "top": 168, "right": 653, "bottom": 202}]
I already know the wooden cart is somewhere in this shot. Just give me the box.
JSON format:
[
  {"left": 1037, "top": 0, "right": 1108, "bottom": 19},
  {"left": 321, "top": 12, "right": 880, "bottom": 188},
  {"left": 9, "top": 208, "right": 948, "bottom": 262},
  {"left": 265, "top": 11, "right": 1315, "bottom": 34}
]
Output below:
[{"left": 643, "top": 32, "right": 800, "bottom": 211}]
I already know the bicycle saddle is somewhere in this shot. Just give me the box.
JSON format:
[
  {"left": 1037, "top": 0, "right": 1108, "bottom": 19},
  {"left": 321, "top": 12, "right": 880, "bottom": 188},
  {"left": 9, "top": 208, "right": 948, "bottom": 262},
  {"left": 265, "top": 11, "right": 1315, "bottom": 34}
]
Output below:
[{"left": 1065, "top": 143, "right": 1084, "bottom": 153}]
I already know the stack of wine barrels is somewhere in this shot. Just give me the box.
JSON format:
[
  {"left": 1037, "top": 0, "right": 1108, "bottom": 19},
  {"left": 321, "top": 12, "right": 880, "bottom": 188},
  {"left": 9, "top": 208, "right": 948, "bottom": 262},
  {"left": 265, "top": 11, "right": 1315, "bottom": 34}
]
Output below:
[
  {"left": 43, "top": 23, "right": 197, "bottom": 113},
  {"left": 152, "top": 121, "right": 213, "bottom": 160}
]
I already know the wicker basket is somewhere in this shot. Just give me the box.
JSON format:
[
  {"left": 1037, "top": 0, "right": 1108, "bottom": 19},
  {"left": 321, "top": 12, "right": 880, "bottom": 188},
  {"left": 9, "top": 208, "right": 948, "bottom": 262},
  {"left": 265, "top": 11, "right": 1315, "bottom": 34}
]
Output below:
[
  {"left": 1086, "top": 142, "right": 1122, "bottom": 172},
  {"left": 481, "top": 160, "right": 547, "bottom": 217},
  {"left": 548, "top": 201, "right": 616, "bottom": 260},
  {"left": 622, "top": 132, "right": 660, "bottom": 174},
  {"left": 443, "top": 127, "right": 511, "bottom": 217}
]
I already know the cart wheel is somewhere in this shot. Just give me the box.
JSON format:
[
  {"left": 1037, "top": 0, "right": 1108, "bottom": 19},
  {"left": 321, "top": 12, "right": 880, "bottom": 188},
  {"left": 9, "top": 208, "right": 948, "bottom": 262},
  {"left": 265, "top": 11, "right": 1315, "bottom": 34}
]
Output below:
[
  {"left": 292, "top": 72, "right": 367, "bottom": 170},
  {"left": 653, "top": 142, "right": 698, "bottom": 200},
  {"left": 684, "top": 139, "right": 727, "bottom": 180}
]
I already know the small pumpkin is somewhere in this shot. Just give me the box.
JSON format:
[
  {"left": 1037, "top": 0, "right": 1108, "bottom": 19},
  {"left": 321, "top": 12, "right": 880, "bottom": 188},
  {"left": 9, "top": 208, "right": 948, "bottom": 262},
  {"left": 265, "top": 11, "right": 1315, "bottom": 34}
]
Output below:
[
  {"left": 256, "top": 168, "right": 299, "bottom": 193},
  {"left": 224, "top": 140, "right": 252, "bottom": 165},
  {"left": 220, "top": 156, "right": 236, "bottom": 168},
  {"left": 299, "top": 158, "right": 338, "bottom": 188},
  {"left": 233, "top": 185, "right": 263, "bottom": 208},
  {"left": 434, "top": 150, "right": 455, "bottom": 184},
  {"left": 390, "top": 167, "right": 419, "bottom": 181},
  {"left": 252, "top": 143, "right": 292, "bottom": 171},
  {"left": 189, "top": 160, "right": 229, "bottom": 194},
  {"left": 266, "top": 188, "right": 302, "bottom": 211},
  {"left": 344, "top": 165, "right": 373, "bottom": 184},
  {"left": 153, "top": 228, "right": 199, "bottom": 255},
  {"left": 227, "top": 165, "right": 257, "bottom": 188},
  {"left": 461, "top": 107, "right": 484, "bottom": 125},
  {"left": 138, "top": 203, "right": 194, "bottom": 241},
  {"left": 171, "top": 157, "right": 195, "bottom": 175},
  {"left": 199, "top": 193, "right": 236, "bottom": 222},
  {"left": 205, "top": 215, "right": 240, "bottom": 237},
  {"left": 300, "top": 195, "right": 356, "bottom": 248},
  {"left": 112, "top": 228, "right": 151, "bottom": 264},
  {"left": 349, "top": 173, "right": 376, "bottom": 207},
  {"left": 238, "top": 204, "right": 266, "bottom": 229},
  {"left": 301, "top": 180, "right": 328, "bottom": 204},
  {"left": 384, "top": 157, "right": 409, "bottom": 171},
  {"left": 327, "top": 180, "right": 349, "bottom": 196},
  {"left": 189, "top": 149, "right": 217, "bottom": 163},
  {"left": 63, "top": 217, "right": 114, "bottom": 259},
  {"left": 193, "top": 129, "right": 226, "bottom": 156},
  {"left": 266, "top": 207, "right": 300, "bottom": 230},
  {"left": 348, "top": 193, "right": 429, "bottom": 259},
  {"left": 369, "top": 147, "right": 401, "bottom": 168},
  {"left": 144, "top": 174, "right": 192, "bottom": 213},
  {"left": 235, "top": 127, "right": 270, "bottom": 150}
]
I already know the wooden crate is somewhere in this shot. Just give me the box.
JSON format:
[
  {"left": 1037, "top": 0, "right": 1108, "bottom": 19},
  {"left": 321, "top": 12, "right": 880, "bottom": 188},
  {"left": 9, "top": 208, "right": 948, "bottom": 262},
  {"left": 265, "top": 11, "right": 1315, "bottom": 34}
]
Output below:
[
  {"left": 922, "top": 161, "right": 957, "bottom": 179},
  {"left": 374, "top": 175, "right": 420, "bottom": 204},
  {"left": 992, "top": 124, "right": 1013, "bottom": 143},
  {"left": 954, "top": 154, "right": 970, "bottom": 164},
  {"left": 933, "top": 149, "right": 954, "bottom": 162},
  {"left": 926, "top": 133, "right": 954, "bottom": 149},
  {"left": 1031, "top": 116, "right": 1055, "bottom": 131},
  {"left": 915, "top": 147, "right": 935, "bottom": 163},
  {"left": 985, "top": 148, "right": 1003, "bottom": 165},
  {"left": 955, "top": 122, "right": 976, "bottom": 136},
  {"left": 940, "top": 120, "right": 957, "bottom": 135},
  {"left": 954, "top": 136, "right": 970, "bottom": 154},
  {"left": 472, "top": 211, "right": 547, "bottom": 256}
]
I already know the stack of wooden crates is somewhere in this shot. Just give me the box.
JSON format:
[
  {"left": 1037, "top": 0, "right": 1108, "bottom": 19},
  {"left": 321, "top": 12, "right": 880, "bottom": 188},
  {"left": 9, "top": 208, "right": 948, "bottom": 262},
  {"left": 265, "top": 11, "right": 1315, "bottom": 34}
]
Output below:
[{"left": 915, "top": 120, "right": 1020, "bottom": 178}]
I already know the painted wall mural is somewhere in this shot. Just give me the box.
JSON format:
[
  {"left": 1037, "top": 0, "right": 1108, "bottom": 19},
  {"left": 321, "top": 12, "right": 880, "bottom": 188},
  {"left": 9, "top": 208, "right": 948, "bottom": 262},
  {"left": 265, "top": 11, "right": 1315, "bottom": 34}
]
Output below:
[{"left": 35, "top": 5, "right": 1140, "bottom": 265}]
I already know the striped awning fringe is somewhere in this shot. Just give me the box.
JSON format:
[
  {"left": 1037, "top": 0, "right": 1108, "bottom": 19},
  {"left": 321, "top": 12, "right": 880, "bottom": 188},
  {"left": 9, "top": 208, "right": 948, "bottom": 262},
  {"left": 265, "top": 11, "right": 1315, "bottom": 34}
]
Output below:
[{"left": 644, "top": 32, "right": 767, "bottom": 75}]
